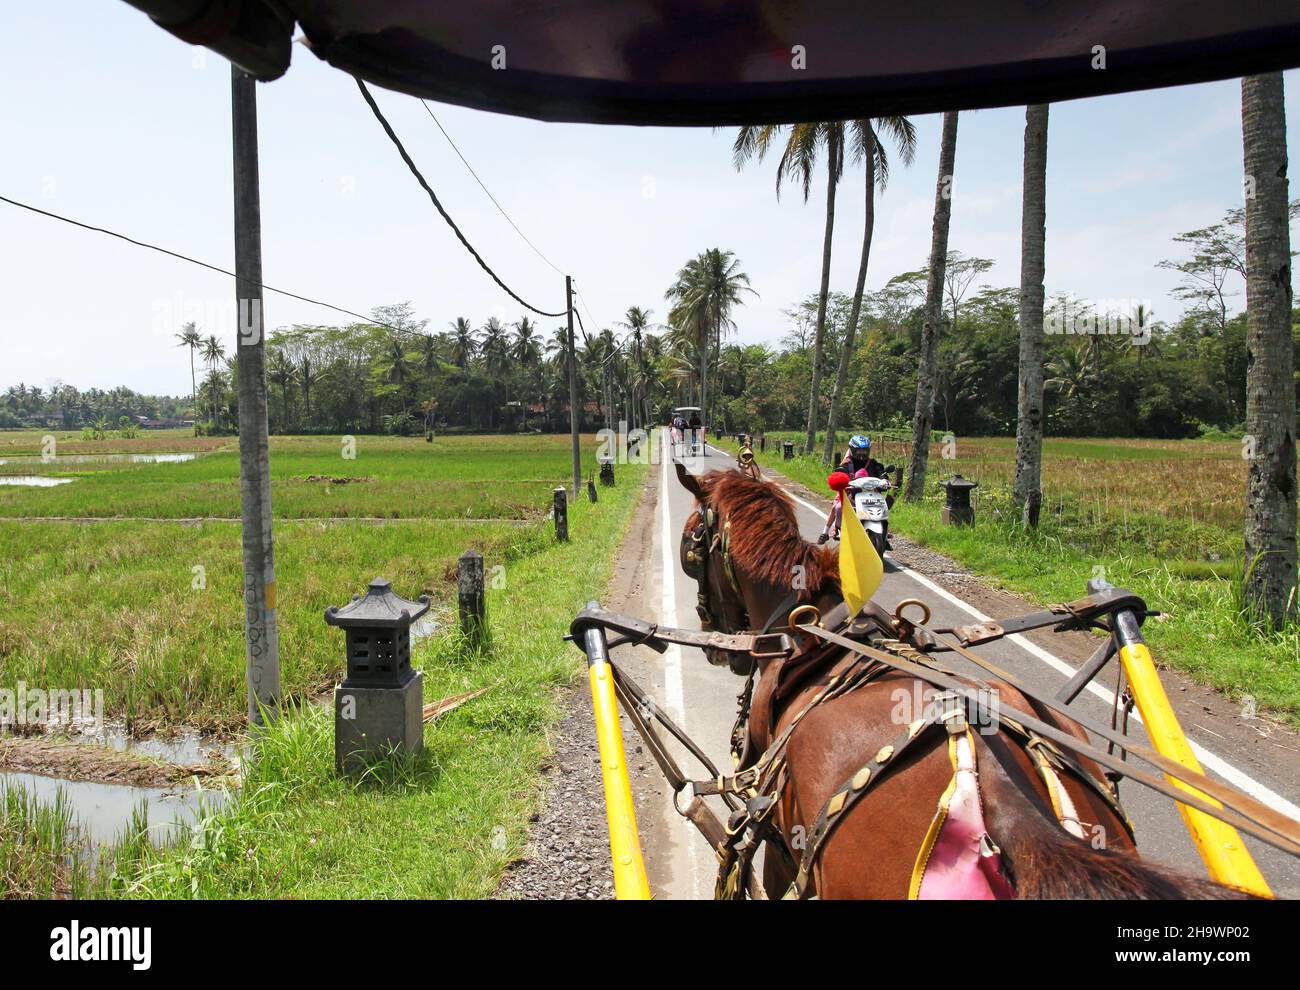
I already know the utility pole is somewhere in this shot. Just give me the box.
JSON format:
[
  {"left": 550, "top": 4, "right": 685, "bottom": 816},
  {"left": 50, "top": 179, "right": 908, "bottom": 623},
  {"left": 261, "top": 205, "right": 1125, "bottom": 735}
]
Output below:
[
  {"left": 566, "top": 275, "right": 581, "bottom": 497},
  {"left": 232, "top": 65, "right": 280, "bottom": 723}
]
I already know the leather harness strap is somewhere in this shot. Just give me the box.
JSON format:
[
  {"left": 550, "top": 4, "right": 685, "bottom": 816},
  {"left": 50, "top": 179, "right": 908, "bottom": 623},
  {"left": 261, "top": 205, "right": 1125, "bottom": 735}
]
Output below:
[
  {"left": 796, "top": 622, "right": 1300, "bottom": 858},
  {"left": 784, "top": 694, "right": 960, "bottom": 898}
]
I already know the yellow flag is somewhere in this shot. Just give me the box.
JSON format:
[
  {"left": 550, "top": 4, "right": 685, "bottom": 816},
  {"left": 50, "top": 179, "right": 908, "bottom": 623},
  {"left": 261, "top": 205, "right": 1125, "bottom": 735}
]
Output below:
[{"left": 839, "top": 509, "right": 883, "bottom": 615}]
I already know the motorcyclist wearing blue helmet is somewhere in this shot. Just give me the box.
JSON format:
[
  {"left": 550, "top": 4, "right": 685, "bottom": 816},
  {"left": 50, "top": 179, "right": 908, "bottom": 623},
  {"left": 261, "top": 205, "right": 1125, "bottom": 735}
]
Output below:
[{"left": 818, "top": 434, "right": 890, "bottom": 544}]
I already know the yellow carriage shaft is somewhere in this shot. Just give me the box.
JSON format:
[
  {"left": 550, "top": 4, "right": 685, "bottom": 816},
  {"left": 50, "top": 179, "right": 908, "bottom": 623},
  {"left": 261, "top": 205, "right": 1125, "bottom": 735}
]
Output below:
[
  {"left": 1114, "top": 611, "right": 1271, "bottom": 896},
  {"left": 581, "top": 610, "right": 651, "bottom": 900}
]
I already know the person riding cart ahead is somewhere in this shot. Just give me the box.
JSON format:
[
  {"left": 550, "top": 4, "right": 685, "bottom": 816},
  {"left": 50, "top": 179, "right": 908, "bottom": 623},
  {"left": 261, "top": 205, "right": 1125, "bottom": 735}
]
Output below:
[{"left": 819, "top": 434, "right": 891, "bottom": 544}]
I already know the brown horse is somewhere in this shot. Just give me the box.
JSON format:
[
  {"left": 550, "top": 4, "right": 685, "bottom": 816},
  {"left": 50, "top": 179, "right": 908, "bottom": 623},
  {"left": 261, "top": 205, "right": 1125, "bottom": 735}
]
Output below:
[{"left": 677, "top": 464, "right": 1248, "bottom": 899}]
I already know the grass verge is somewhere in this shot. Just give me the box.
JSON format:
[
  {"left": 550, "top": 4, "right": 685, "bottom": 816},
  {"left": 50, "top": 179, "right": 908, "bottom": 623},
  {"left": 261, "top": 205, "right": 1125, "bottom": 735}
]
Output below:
[{"left": 16, "top": 463, "right": 649, "bottom": 899}]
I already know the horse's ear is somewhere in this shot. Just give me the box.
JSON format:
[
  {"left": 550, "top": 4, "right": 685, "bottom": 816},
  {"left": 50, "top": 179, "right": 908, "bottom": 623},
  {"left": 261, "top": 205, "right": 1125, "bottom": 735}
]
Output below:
[{"left": 675, "top": 461, "right": 704, "bottom": 499}]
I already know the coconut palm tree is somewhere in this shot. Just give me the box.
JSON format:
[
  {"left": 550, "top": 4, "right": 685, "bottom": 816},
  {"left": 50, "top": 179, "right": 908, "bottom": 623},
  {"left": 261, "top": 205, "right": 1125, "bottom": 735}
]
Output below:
[
  {"left": 200, "top": 369, "right": 227, "bottom": 431},
  {"left": 418, "top": 333, "right": 440, "bottom": 377},
  {"left": 448, "top": 317, "right": 477, "bottom": 369},
  {"left": 1013, "top": 104, "right": 1050, "bottom": 527},
  {"left": 174, "top": 322, "right": 201, "bottom": 418},
  {"left": 201, "top": 334, "right": 226, "bottom": 426},
  {"left": 297, "top": 355, "right": 325, "bottom": 430},
  {"left": 821, "top": 116, "right": 918, "bottom": 464},
  {"left": 268, "top": 349, "right": 295, "bottom": 431},
  {"left": 382, "top": 337, "right": 416, "bottom": 413},
  {"left": 480, "top": 317, "right": 511, "bottom": 377},
  {"left": 664, "top": 249, "right": 755, "bottom": 430},
  {"left": 1240, "top": 72, "right": 1297, "bottom": 627},
  {"left": 512, "top": 316, "right": 542, "bottom": 367},
  {"left": 906, "top": 111, "right": 959, "bottom": 498},
  {"left": 734, "top": 123, "right": 842, "bottom": 453},
  {"left": 1044, "top": 344, "right": 1093, "bottom": 398},
  {"left": 619, "top": 306, "right": 653, "bottom": 429}
]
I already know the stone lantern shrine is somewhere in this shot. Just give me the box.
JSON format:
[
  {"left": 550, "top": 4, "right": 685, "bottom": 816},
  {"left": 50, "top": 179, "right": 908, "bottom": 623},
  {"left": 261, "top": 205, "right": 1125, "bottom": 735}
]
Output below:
[{"left": 325, "top": 578, "right": 428, "bottom": 773}]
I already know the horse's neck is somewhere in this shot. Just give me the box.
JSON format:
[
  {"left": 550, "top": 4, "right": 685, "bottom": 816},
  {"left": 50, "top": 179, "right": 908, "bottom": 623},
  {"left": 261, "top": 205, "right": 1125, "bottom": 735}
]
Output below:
[
  {"left": 745, "top": 583, "right": 846, "bottom": 755},
  {"left": 742, "top": 581, "right": 841, "bottom": 632}
]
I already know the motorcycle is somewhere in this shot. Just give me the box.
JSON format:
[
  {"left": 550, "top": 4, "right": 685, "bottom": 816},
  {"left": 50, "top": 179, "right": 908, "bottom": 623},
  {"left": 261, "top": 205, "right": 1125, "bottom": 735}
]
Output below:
[{"left": 845, "top": 467, "right": 900, "bottom": 557}]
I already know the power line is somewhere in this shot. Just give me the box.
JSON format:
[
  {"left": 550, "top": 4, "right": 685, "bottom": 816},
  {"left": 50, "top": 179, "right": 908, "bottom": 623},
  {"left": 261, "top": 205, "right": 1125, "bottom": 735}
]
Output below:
[
  {"left": 0, "top": 192, "right": 415, "bottom": 337},
  {"left": 419, "top": 100, "right": 566, "bottom": 278},
  {"left": 355, "top": 78, "right": 566, "bottom": 319}
]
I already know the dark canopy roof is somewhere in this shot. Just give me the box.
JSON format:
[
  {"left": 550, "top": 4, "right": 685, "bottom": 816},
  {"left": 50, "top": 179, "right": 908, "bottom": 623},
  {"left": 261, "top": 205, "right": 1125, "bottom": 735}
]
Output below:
[{"left": 124, "top": 1, "right": 1300, "bottom": 124}]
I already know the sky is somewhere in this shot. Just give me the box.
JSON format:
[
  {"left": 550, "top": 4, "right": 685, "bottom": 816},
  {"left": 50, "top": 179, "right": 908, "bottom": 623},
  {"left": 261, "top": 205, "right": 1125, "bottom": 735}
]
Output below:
[{"left": 2, "top": 3, "right": 1298, "bottom": 398}]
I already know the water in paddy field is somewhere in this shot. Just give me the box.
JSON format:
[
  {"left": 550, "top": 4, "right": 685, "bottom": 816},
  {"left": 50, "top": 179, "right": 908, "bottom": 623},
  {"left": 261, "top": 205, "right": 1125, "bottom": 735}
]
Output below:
[
  {"left": 0, "top": 452, "right": 198, "bottom": 465},
  {"left": 0, "top": 476, "right": 74, "bottom": 486},
  {"left": 1, "top": 771, "right": 223, "bottom": 847}
]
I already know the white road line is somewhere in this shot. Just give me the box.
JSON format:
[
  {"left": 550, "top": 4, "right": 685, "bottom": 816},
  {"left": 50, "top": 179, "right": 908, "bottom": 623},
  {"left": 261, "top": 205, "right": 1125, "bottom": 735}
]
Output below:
[
  {"left": 659, "top": 434, "right": 686, "bottom": 721},
  {"left": 756, "top": 464, "right": 1300, "bottom": 821},
  {"left": 659, "top": 431, "right": 701, "bottom": 893}
]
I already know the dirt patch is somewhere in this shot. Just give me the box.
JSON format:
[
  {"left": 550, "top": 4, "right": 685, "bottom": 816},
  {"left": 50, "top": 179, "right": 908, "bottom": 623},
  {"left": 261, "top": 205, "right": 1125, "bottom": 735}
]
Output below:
[
  {"left": 294, "top": 475, "right": 374, "bottom": 484},
  {"left": 0, "top": 737, "right": 235, "bottom": 789}
]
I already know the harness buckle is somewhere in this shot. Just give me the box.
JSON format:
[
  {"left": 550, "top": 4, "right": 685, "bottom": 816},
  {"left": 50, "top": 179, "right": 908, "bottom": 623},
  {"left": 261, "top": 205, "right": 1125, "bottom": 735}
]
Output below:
[{"left": 750, "top": 632, "right": 793, "bottom": 659}]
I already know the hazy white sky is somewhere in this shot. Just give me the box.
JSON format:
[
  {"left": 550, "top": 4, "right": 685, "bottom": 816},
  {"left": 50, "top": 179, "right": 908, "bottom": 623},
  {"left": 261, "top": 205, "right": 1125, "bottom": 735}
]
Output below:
[{"left": 2, "top": 3, "right": 1297, "bottom": 396}]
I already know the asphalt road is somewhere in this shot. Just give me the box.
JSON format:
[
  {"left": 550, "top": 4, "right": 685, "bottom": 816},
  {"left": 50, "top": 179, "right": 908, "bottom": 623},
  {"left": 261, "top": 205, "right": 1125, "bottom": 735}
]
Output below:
[{"left": 616, "top": 429, "right": 1300, "bottom": 899}]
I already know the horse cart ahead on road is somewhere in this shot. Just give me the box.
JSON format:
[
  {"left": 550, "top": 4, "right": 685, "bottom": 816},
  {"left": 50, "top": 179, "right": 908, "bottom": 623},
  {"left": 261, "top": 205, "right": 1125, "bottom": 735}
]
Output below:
[{"left": 672, "top": 407, "right": 706, "bottom": 459}]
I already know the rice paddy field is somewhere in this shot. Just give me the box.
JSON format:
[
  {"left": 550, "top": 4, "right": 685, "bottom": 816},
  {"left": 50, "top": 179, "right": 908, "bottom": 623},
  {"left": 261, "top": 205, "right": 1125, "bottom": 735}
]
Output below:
[
  {"left": 0, "top": 430, "right": 648, "bottom": 897},
  {"left": 721, "top": 432, "right": 1300, "bottom": 724}
]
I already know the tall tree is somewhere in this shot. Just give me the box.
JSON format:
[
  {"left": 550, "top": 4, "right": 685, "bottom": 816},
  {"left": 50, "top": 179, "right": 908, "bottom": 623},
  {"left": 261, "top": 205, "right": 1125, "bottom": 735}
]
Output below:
[
  {"left": 201, "top": 334, "right": 227, "bottom": 427},
  {"left": 268, "top": 349, "right": 295, "bottom": 429},
  {"left": 1013, "top": 105, "right": 1050, "bottom": 527},
  {"left": 174, "top": 322, "right": 201, "bottom": 419},
  {"left": 1240, "top": 72, "right": 1297, "bottom": 628},
  {"left": 906, "top": 112, "right": 960, "bottom": 498},
  {"left": 733, "top": 122, "right": 843, "bottom": 452},
  {"left": 944, "top": 251, "right": 995, "bottom": 329},
  {"left": 824, "top": 116, "right": 918, "bottom": 464},
  {"left": 448, "top": 317, "right": 477, "bottom": 368},
  {"left": 620, "top": 306, "right": 653, "bottom": 429},
  {"left": 664, "top": 249, "right": 755, "bottom": 428}
]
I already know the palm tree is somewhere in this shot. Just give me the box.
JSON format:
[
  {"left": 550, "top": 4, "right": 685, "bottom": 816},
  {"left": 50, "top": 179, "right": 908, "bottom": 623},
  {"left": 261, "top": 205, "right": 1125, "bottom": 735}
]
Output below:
[
  {"left": 664, "top": 249, "right": 755, "bottom": 430},
  {"left": 1240, "top": 72, "right": 1297, "bottom": 627},
  {"left": 906, "top": 111, "right": 960, "bottom": 498},
  {"left": 297, "top": 355, "right": 324, "bottom": 430},
  {"left": 448, "top": 317, "right": 477, "bottom": 369},
  {"left": 734, "top": 123, "right": 842, "bottom": 453},
  {"left": 1044, "top": 344, "right": 1093, "bottom": 398},
  {"left": 201, "top": 369, "right": 227, "bottom": 431},
  {"left": 201, "top": 334, "right": 226, "bottom": 426},
  {"left": 480, "top": 317, "right": 511, "bottom": 377},
  {"left": 418, "top": 333, "right": 440, "bottom": 376},
  {"left": 512, "top": 316, "right": 542, "bottom": 367},
  {"left": 174, "top": 322, "right": 201, "bottom": 419},
  {"left": 619, "top": 306, "right": 653, "bottom": 429},
  {"left": 382, "top": 337, "right": 416, "bottom": 413},
  {"left": 821, "top": 116, "right": 918, "bottom": 464},
  {"left": 268, "top": 349, "right": 295, "bottom": 431},
  {"left": 1013, "top": 104, "right": 1050, "bottom": 527}
]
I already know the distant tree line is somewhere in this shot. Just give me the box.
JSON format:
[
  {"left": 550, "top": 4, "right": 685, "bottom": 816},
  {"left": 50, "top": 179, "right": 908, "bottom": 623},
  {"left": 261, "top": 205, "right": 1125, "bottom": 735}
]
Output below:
[{"left": 0, "top": 383, "right": 188, "bottom": 431}]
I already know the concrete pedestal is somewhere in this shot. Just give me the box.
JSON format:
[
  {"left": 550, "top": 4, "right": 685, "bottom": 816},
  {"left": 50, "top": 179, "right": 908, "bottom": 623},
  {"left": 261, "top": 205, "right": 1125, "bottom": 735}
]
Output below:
[
  {"left": 334, "top": 671, "right": 424, "bottom": 774},
  {"left": 940, "top": 504, "right": 975, "bottom": 526}
]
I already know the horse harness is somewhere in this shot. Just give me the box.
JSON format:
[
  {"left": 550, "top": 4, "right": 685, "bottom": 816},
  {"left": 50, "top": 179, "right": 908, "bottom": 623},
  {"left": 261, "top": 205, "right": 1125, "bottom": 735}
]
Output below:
[
  {"left": 572, "top": 577, "right": 1300, "bottom": 899},
  {"left": 573, "top": 592, "right": 1140, "bottom": 899}
]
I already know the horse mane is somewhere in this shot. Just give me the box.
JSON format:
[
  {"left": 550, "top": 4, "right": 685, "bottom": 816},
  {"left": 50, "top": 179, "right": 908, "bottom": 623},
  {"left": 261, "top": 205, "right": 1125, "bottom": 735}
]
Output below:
[{"left": 697, "top": 469, "right": 839, "bottom": 595}]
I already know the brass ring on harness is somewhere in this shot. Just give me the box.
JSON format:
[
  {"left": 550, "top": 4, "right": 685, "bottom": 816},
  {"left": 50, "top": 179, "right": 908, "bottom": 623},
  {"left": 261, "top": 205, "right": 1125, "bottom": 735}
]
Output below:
[
  {"left": 893, "top": 598, "right": 931, "bottom": 629},
  {"left": 788, "top": 604, "right": 821, "bottom": 628}
]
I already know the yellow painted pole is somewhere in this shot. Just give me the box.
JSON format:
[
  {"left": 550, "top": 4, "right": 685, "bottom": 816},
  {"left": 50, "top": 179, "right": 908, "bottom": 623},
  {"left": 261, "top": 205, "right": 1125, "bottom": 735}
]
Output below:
[
  {"left": 581, "top": 605, "right": 651, "bottom": 899},
  {"left": 1114, "top": 611, "right": 1271, "bottom": 896}
]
